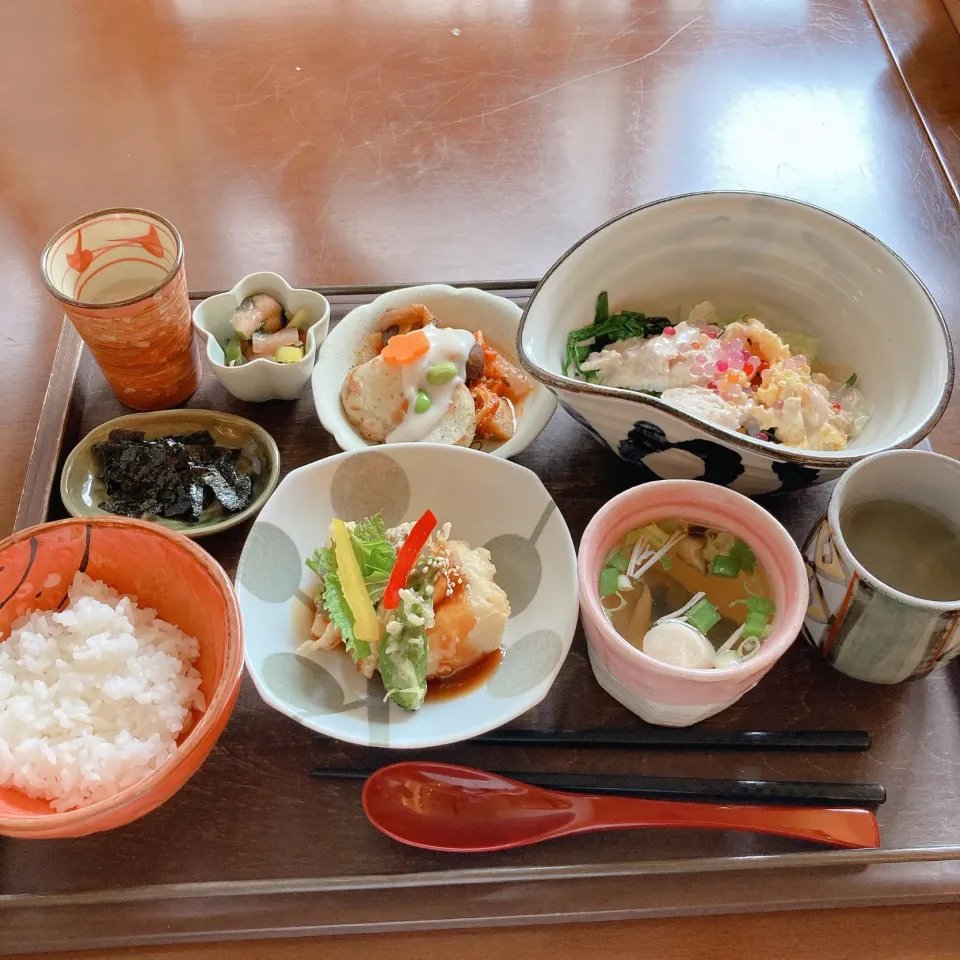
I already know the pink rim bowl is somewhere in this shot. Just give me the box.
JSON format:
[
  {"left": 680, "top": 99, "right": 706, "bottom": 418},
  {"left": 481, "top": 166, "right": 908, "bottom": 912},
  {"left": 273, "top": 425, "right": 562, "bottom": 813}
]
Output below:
[{"left": 578, "top": 480, "right": 809, "bottom": 727}]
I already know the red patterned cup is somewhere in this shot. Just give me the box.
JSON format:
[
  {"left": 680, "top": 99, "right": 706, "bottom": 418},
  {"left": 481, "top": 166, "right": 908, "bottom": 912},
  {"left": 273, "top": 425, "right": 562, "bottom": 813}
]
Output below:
[{"left": 41, "top": 208, "right": 201, "bottom": 411}]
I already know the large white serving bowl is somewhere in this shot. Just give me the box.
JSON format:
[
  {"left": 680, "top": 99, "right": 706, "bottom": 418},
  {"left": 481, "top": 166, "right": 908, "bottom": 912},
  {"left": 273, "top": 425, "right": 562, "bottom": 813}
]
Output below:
[
  {"left": 517, "top": 192, "right": 953, "bottom": 496},
  {"left": 237, "top": 444, "right": 578, "bottom": 748},
  {"left": 313, "top": 284, "right": 557, "bottom": 458}
]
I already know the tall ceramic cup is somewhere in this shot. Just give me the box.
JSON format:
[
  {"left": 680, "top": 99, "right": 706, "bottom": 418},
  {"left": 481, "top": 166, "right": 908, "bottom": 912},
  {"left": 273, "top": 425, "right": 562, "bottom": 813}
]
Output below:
[
  {"left": 41, "top": 208, "right": 201, "bottom": 411},
  {"left": 803, "top": 450, "right": 960, "bottom": 683}
]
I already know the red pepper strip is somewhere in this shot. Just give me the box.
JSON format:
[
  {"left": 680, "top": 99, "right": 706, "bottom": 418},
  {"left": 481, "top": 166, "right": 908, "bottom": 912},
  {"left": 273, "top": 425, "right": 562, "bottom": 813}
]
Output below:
[{"left": 382, "top": 509, "right": 438, "bottom": 610}]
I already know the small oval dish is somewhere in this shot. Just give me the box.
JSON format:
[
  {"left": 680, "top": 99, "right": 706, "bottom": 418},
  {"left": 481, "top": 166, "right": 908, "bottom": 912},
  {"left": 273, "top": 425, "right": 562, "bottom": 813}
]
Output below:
[
  {"left": 237, "top": 443, "right": 578, "bottom": 748},
  {"left": 60, "top": 410, "right": 281, "bottom": 538},
  {"left": 193, "top": 272, "right": 330, "bottom": 402},
  {"left": 312, "top": 284, "right": 557, "bottom": 458},
  {"left": 518, "top": 192, "right": 953, "bottom": 495}
]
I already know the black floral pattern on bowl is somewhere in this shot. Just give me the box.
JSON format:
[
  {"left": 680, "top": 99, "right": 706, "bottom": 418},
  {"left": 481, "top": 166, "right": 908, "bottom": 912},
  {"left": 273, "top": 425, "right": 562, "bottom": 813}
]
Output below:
[{"left": 619, "top": 421, "right": 746, "bottom": 486}]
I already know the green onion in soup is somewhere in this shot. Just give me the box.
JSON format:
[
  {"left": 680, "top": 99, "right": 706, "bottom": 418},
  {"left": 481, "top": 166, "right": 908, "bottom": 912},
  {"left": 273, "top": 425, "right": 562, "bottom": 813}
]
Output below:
[{"left": 598, "top": 519, "right": 774, "bottom": 669}]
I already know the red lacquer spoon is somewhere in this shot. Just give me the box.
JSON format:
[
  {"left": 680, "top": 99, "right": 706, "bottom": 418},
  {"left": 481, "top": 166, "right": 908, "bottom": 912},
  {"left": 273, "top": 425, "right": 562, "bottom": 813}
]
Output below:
[{"left": 361, "top": 762, "right": 880, "bottom": 852}]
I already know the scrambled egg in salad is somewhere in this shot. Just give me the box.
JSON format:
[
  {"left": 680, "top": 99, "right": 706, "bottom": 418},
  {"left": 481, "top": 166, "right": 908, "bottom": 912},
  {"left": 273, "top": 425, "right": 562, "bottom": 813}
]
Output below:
[{"left": 569, "top": 298, "right": 871, "bottom": 451}]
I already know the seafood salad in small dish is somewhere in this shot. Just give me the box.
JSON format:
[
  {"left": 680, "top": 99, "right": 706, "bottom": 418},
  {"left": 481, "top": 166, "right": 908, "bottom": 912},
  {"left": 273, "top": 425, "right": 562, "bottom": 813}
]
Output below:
[
  {"left": 192, "top": 272, "right": 330, "bottom": 402},
  {"left": 313, "top": 284, "right": 557, "bottom": 458},
  {"left": 566, "top": 294, "right": 873, "bottom": 452},
  {"left": 301, "top": 510, "right": 510, "bottom": 711},
  {"left": 219, "top": 293, "right": 313, "bottom": 366}
]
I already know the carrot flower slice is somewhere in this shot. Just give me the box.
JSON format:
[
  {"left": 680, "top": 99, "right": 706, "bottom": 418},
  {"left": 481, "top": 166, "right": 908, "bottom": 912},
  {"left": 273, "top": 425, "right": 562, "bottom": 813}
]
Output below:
[{"left": 381, "top": 329, "right": 430, "bottom": 365}]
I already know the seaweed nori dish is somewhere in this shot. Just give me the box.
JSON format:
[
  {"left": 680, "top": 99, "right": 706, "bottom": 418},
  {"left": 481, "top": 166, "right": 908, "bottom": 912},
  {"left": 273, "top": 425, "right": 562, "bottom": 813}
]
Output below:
[{"left": 92, "top": 429, "right": 258, "bottom": 523}]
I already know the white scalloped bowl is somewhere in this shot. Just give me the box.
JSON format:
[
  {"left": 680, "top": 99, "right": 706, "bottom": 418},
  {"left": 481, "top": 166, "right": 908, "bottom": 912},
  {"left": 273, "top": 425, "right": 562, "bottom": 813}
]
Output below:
[
  {"left": 312, "top": 284, "right": 557, "bottom": 457},
  {"left": 193, "top": 272, "right": 330, "bottom": 402},
  {"left": 518, "top": 192, "right": 953, "bottom": 496},
  {"left": 237, "top": 444, "right": 578, "bottom": 748}
]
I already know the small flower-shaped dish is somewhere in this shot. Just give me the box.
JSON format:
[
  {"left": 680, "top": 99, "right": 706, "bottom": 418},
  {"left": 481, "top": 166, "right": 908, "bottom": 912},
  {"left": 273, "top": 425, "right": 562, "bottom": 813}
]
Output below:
[{"left": 193, "top": 272, "right": 330, "bottom": 402}]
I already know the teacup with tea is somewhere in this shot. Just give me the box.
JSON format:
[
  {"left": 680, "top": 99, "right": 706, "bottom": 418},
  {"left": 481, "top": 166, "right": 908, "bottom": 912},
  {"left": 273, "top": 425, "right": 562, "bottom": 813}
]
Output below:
[{"left": 803, "top": 450, "right": 960, "bottom": 683}]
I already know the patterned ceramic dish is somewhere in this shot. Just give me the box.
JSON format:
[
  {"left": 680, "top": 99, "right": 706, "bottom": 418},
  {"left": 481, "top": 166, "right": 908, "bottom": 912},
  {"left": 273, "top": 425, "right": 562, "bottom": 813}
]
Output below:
[
  {"left": 237, "top": 444, "right": 578, "bottom": 748},
  {"left": 60, "top": 409, "right": 281, "bottom": 538},
  {"left": 193, "top": 272, "right": 330, "bottom": 402},
  {"left": 0, "top": 517, "right": 243, "bottom": 838},
  {"left": 313, "top": 284, "right": 557, "bottom": 457},
  {"left": 518, "top": 192, "right": 953, "bottom": 496},
  {"left": 803, "top": 450, "right": 960, "bottom": 683},
  {"left": 578, "top": 480, "right": 808, "bottom": 727}
]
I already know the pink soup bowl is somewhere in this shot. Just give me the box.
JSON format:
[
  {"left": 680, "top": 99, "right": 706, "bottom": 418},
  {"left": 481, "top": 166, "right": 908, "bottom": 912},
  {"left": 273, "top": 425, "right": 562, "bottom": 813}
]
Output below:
[{"left": 578, "top": 480, "right": 808, "bottom": 727}]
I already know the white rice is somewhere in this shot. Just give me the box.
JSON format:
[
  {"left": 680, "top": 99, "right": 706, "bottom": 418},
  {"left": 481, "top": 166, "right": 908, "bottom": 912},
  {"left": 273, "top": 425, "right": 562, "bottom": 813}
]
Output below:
[{"left": 0, "top": 572, "right": 205, "bottom": 812}]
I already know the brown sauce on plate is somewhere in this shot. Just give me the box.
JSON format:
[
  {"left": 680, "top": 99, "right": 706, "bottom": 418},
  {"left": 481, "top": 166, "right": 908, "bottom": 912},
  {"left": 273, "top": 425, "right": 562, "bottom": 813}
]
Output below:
[{"left": 426, "top": 648, "right": 503, "bottom": 702}]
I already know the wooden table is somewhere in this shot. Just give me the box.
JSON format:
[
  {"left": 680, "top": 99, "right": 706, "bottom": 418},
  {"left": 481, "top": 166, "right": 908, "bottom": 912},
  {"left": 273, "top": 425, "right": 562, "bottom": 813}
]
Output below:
[{"left": 3, "top": 0, "right": 960, "bottom": 956}]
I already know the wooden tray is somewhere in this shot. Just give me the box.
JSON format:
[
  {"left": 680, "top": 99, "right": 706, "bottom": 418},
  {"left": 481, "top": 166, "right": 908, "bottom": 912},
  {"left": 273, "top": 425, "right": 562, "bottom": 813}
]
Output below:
[{"left": 4, "top": 282, "right": 960, "bottom": 955}]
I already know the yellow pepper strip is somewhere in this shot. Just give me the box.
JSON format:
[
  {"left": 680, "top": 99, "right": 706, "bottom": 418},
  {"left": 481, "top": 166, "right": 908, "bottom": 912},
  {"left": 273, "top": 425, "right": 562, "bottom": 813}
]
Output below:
[{"left": 332, "top": 519, "right": 380, "bottom": 646}]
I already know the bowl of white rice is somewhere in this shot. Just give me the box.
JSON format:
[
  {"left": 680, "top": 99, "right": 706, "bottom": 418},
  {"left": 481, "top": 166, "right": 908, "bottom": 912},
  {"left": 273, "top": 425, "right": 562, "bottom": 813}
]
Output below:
[{"left": 0, "top": 517, "right": 243, "bottom": 838}]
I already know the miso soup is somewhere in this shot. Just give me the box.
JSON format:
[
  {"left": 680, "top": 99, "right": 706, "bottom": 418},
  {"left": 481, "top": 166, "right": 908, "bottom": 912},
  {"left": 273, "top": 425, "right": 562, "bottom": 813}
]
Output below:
[{"left": 598, "top": 519, "right": 775, "bottom": 670}]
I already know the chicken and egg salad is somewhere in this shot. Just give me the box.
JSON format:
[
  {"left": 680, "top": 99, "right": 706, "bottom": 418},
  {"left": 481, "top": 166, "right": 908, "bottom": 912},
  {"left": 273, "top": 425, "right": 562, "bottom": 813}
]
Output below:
[
  {"left": 341, "top": 304, "right": 534, "bottom": 447},
  {"left": 565, "top": 294, "right": 873, "bottom": 451},
  {"left": 301, "top": 510, "right": 510, "bottom": 711}
]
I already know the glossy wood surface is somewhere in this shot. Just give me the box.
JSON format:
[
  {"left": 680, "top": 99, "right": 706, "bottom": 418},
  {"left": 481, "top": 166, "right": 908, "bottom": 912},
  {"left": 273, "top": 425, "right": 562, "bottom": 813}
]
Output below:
[
  {"left": 5, "top": 0, "right": 960, "bottom": 538},
  {"left": 10, "top": 906, "right": 960, "bottom": 960},
  {"left": 949, "top": 0, "right": 960, "bottom": 30},
  {"left": 4, "top": 0, "right": 960, "bottom": 956}
]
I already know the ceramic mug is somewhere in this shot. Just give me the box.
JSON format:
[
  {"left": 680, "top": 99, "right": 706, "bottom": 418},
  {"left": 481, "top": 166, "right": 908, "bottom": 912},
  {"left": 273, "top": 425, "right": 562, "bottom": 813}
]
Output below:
[
  {"left": 803, "top": 450, "right": 960, "bottom": 683},
  {"left": 41, "top": 208, "right": 201, "bottom": 411}
]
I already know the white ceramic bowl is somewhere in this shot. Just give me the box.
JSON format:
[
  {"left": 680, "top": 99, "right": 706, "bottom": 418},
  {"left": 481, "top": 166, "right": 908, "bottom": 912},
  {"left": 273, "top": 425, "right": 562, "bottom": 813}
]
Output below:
[
  {"left": 237, "top": 444, "right": 578, "bottom": 748},
  {"left": 313, "top": 284, "right": 557, "bottom": 457},
  {"left": 193, "top": 272, "right": 330, "bottom": 402},
  {"left": 518, "top": 192, "right": 953, "bottom": 495}
]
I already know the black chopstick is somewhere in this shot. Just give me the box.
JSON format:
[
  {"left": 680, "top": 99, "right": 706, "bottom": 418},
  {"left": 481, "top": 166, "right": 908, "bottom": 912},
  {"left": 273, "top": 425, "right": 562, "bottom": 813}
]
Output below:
[
  {"left": 311, "top": 767, "right": 885, "bottom": 807},
  {"left": 312, "top": 728, "right": 872, "bottom": 751},
  {"left": 475, "top": 729, "right": 871, "bottom": 752}
]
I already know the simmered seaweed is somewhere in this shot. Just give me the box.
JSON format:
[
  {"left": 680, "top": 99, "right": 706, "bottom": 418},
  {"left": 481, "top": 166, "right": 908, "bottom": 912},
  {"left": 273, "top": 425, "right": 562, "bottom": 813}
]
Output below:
[{"left": 93, "top": 429, "right": 257, "bottom": 523}]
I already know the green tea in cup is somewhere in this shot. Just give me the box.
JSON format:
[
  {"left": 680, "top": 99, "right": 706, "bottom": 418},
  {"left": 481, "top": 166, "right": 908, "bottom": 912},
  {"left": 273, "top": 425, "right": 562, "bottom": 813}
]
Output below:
[
  {"left": 840, "top": 499, "right": 960, "bottom": 603},
  {"left": 803, "top": 450, "right": 960, "bottom": 684}
]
